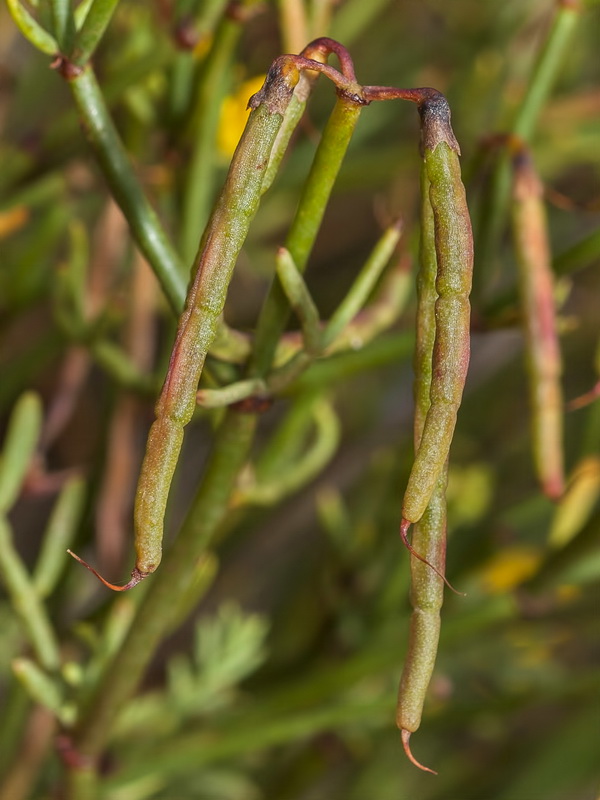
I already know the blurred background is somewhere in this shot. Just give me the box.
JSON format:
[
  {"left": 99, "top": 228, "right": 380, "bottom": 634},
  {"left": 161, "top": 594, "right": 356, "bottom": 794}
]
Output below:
[{"left": 0, "top": 1, "right": 599, "bottom": 798}]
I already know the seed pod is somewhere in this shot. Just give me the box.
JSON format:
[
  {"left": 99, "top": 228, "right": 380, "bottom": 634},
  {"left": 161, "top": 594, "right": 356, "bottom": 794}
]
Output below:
[
  {"left": 395, "top": 158, "right": 447, "bottom": 775},
  {"left": 511, "top": 142, "right": 564, "bottom": 500},
  {"left": 70, "top": 58, "right": 302, "bottom": 589},
  {"left": 403, "top": 94, "right": 473, "bottom": 524}
]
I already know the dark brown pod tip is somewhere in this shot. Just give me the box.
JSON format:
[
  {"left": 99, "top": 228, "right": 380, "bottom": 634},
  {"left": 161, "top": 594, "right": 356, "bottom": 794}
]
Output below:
[
  {"left": 248, "top": 58, "right": 299, "bottom": 115},
  {"left": 417, "top": 92, "right": 460, "bottom": 156}
]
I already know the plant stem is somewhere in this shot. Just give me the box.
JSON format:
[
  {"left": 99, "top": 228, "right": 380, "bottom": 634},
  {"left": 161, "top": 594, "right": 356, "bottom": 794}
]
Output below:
[
  {"left": 512, "top": 1, "right": 581, "bottom": 141},
  {"left": 0, "top": 518, "right": 61, "bottom": 673},
  {"left": 250, "top": 97, "right": 364, "bottom": 377},
  {"left": 6, "top": 0, "right": 58, "bottom": 55},
  {"left": 66, "top": 411, "right": 256, "bottom": 771},
  {"left": 179, "top": 14, "right": 241, "bottom": 263},
  {"left": 49, "top": 0, "right": 76, "bottom": 52},
  {"left": 66, "top": 66, "right": 187, "bottom": 314},
  {"left": 475, "top": 0, "right": 581, "bottom": 297},
  {"left": 70, "top": 0, "right": 120, "bottom": 66}
]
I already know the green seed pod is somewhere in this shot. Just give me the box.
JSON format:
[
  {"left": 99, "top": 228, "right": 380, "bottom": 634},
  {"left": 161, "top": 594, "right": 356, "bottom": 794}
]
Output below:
[{"left": 402, "top": 94, "right": 473, "bottom": 525}]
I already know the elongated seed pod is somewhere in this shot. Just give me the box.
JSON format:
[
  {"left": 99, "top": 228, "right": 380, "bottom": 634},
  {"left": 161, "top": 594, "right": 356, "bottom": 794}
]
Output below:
[
  {"left": 402, "top": 95, "right": 473, "bottom": 525},
  {"left": 397, "top": 470, "right": 447, "bottom": 774},
  {"left": 70, "top": 59, "right": 302, "bottom": 589},
  {"left": 133, "top": 61, "right": 301, "bottom": 579},
  {"left": 396, "top": 160, "right": 446, "bottom": 774},
  {"left": 511, "top": 145, "right": 564, "bottom": 500}
]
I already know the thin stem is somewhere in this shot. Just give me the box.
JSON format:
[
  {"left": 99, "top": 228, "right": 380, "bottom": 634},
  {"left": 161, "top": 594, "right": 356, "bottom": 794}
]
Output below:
[
  {"left": 513, "top": 1, "right": 581, "bottom": 141},
  {"left": 66, "top": 66, "right": 187, "bottom": 314},
  {"left": 250, "top": 96, "right": 364, "bottom": 377},
  {"left": 33, "top": 477, "right": 86, "bottom": 598},
  {"left": 0, "top": 518, "right": 61, "bottom": 673},
  {"left": 475, "top": 0, "right": 581, "bottom": 297},
  {"left": 63, "top": 765, "right": 98, "bottom": 800},
  {"left": 70, "top": 0, "right": 120, "bottom": 66},
  {"left": 179, "top": 14, "right": 241, "bottom": 263},
  {"left": 275, "top": 246, "right": 322, "bottom": 355},
  {"left": 49, "top": 0, "right": 77, "bottom": 53},
  {"left": 323, "top": 220, "right": 402, "bottom": 348},
  {"left": 6, "top": 0, "right": 59, "bottom": 55},
  {"left": 277, "top": 0, "right": 308, "bottom": 54},
  {"left": 0, "top": 393, "right": 42, "bottom": 514},
  {"left": 66, "top": 411, "right": 256, "bottom": 768},
  {"left": 234, "top": 399, "right": 340, "bottom": 506}
]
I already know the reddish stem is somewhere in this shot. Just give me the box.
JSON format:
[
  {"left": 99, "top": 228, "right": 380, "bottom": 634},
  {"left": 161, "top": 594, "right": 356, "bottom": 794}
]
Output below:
[
  {"left": 400, "top": 519, "right": 464, "bottom": 596},
  {"left": 362, "top": 86, "right": 440, "bottom": 105},
  {"left": 67, "top": 550, "right": 147, "bottom": 591},
  {"left": 567, "top": 379, "right": 600, "bottom": 411},
  {"left": 287, "top": 55, "right": 366, "bottom": 103},
  {"left": 401, "top": 729, "right": 438, "bottom": 775},
  {"left": 301, "top": 37, "right": 358, "bottom": 81}
]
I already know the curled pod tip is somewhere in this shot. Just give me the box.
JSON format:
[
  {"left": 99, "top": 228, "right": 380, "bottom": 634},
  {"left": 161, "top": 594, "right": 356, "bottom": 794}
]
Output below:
[
  {"left": 67, "top": 550, "right": 149, "bottom": 591},
  {"left": 401, "top": 729, "right": 438, "bottom": 775}
]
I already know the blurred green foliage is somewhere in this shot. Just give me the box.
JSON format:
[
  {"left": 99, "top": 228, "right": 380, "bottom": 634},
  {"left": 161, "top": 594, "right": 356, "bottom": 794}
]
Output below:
[{"left": 0, "top": 1, "right": 599, "bottom": 799}]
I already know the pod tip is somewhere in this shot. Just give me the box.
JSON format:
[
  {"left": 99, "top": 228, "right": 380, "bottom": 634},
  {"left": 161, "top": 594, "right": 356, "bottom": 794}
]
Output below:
[
  {"left": 67, "top": 550, "right": 147, "bottom": 591},
  {"left": 401, "top": 729, "right": 438, "bottom": 775}
]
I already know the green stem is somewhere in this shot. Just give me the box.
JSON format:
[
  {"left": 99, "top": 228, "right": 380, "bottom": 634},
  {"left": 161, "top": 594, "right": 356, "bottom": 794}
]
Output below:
[
  {"left": 275, "top": 247, "right": 322, "bottom": 354},
  {"left": 323, "top": 221, "right": 402, "bottom": 348},
  {"left": 234, "top": 398, "right": 340, "bottom": 506},
  {"left": 0, "top": 393, "right": 42, "bottom": 514},
  {"left": 553, "top": 226, "right": 600, "bottom": 276},
  {"left": 66, "top": 66, "right": 187, "bottom": 314},
  {"left": 49, "top": 0, "right": 77, "bottom": 52},
  {"left": 250, "top": 97, "right": 364, "bottom": 377},
  {"left": 66, "top": 411, "right": 256, "bottom": 769},
  {"left": 6, "top": 0, "right": 58, "bottom": 55},
  {"left": 64, "top": 765, "right": 98, "bottom": 800},
  {"left": 475, "top": 0, "right": 581, "bottom": 296},
  {"left": 0, "top": 682, "right": 29, "bottom": 782},
  {"left": 33, "top": 477, "right": 86, "bottom": 598},
  {"left": 70, "top": 0, "right": 120, "bottom": 66},
  {"left": 0, "top": 518, "right": 61, "bottom": 673},
  {"left": 179, "top": 15, "right": 241, "bottom": 263},
  {"left": 513, "top": 1, "right": 581, "bottom": 141}
]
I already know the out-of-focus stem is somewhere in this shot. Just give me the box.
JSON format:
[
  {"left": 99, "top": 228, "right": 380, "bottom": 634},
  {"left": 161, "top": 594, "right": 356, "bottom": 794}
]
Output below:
[
  {"left": 66, "top": 411, "right": 256, "bottom": 767},
  {"left": 277, "top": 0, "right": 308, "bottom": 53},
  {"left": 180, "top": 14, "right": 241, "bottom": 263},
  {"left": 511, "top": 144, "right": 564, "bottom": 499},
  {"left": 0, "top": 519, "right": 61, "bottom": 673},
  {"left": 70, "top": 0, "right": 120, "bottom": 67},
  {"left": 49, "top": 0, "right": 76, "bottom": 52},
  {"left": 66, "top": 66, "right": 187, "bottom": 314},
  {"left": 475, "top": 0, "right": 581, "bottom": 296}
]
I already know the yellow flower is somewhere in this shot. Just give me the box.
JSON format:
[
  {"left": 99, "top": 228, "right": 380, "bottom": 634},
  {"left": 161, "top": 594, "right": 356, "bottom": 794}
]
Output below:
[
  {"left": 217, "top": 75, "right": 267, "bottom": 159},
  {"left": 479, "top": 546, "right": 542, "bottom": 594}
]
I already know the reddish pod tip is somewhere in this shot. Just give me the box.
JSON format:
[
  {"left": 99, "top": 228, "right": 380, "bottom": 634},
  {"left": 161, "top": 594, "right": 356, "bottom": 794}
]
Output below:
[
  {"left": 400, "top": 519, "right": 465, "bottom": 597},
  {"left": 67, "top": 550, "right": 147, "bottom": 591},
  {"left": 401, "top": 729, "right": 438, "bottom": 775}
]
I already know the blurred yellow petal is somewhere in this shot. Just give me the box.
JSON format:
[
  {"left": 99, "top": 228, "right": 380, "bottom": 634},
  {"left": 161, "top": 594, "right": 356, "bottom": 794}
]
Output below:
[
  {"left": 217, "top": 75, "right": 267, "bottom": 159},
  {"left": 549, "top": 456, "right": 600, "bottom": 548},
  {"left": 480, "top": 546, "right": 542, "bottom": 594},
  {"left": 0, "top": 206, "right": 28, "bottom": 239}
]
